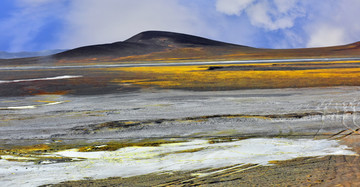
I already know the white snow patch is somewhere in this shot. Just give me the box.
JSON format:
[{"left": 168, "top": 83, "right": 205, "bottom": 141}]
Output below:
[
  {"left": 0, "top": 138, "right": 356, "bottom": 187},
  {"left": 0, "top": 101, "right": 65, "bottom": 110},
  {"left": 0, "top": 75, "right": 82, "bottom": 84}
]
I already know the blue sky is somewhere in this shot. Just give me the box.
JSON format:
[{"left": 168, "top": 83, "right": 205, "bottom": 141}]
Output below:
[{"left": 0, "top": 0, "right": 360, "bottom": 52}]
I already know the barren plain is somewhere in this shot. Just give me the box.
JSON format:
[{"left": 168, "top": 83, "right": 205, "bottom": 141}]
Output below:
[{"left": 1, "top": 31, "right": 360, "bottom": 186}]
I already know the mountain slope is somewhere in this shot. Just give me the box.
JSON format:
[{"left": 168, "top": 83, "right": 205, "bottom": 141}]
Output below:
[
  {"left": 1, "top": 31, "right": 360, "bottom": 66},
  {"left": 52, "top": 31, "right": 252, "bottom": 60},
  {"left": 124, "top": 31, "right": 241, "bottom": 47}
]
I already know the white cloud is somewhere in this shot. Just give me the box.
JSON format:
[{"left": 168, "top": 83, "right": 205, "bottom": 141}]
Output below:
[
  {"left": 305, "top": 0, "right": 360, "bottom": 47},
  {"left": 307, "top": 25, "right": 345, "bottom": 48},
  {"left": 214, "top": 0, "right": 360, "bottom": 48},
  {"left": 2, "top": 0, "right": 360, "bottom": 51},
  {"left": 274, "top": 0, "right": 297, "bottom": 13},
  {"left": 56, "top": 0, "right": 209, "bottom": 49},
  {"left": 216, "top": 0, "right": 304, "bottom": 31},
  {"left": 216, "top": 0, "right": 255, "bottom": 16},
  {"left": 245, "top": 1, "right": 295, "bottom": 30}
]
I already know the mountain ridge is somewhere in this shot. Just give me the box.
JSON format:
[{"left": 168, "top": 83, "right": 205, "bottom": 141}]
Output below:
[
  {"left": 0, "top": 49, "right": 66, "bottom": 59},
  {"left": 1, "top": 31, "right": 360, "bottom": 65},
  {"left": 53, "top": 31, "right": 250, "bottom": 59},
  {"left": 124, "top": 31, "right": 244, "bottom": 47}
]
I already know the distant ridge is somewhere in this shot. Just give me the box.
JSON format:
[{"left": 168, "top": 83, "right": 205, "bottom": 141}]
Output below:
[
  {"left": 125, "top": 31, "right": 241, "bottom": 47},
  {"left": 53, "top": 31, "right": 249, "bottom": 59},
  {"left": 1, "top": 30, "right": 360, "bottom": 66},
  {"left": 0, "top": 49, "right": 66, "bottom": 59}
]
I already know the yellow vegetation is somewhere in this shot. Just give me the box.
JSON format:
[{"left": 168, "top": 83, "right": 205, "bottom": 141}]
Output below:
[
  {"left": 0, "top": 139, "right": 186, "bottom": 158},
  {"left": 0, "top": 144, "right": 50, "bottom": 155},
  {"left": 107, "top": 63, "right": 360, "bottom": 90}
]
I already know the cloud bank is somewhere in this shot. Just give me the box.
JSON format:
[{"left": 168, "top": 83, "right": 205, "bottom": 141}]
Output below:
[
  {"left": 1, "top": 0, "right": 360, "bottom": 51},
  {"left": 215, "top": 0, "right": 360, "bottom": 48},
  {"left": 304, "top": 0, "right": 360, "bottom": 47},
  {"left": 216, "top": 0, "right": 304, "bottom": 31},
  {"left": 56, "top": 0, "right": 210, "bottom": 49}
]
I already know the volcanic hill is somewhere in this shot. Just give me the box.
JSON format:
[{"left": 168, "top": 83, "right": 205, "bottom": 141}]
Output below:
[
  {"left": 52, "top": 31, "right": 254, "bottom": 62},
  {"left": 1, "top": 31, "right": 360, "bottom": 65},
  {"left": 53, "top": 31, "right": 360, "bottom": 63}
]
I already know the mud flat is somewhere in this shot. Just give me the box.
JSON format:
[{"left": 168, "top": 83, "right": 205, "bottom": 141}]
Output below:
[{"left": 1, "top": 87, "right": 360, "bottom": 186}]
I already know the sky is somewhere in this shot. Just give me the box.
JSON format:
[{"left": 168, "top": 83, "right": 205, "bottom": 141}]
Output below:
[{"left": 0, "top": 0, "right": 360, "bottom": 52}]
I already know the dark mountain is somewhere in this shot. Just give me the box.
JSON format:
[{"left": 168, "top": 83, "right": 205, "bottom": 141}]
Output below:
[
  {"left": 53, "top": 42, "right": 158, "bottom": 59},
  {"left": 1, "top": 31, "right": 360, "bottom": 66},
  {"left": 53, "top": 31, "right": 249, "bottom": 59},
  {"left": 124, "top": 31, "right": 241, "bottom": 47}
]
